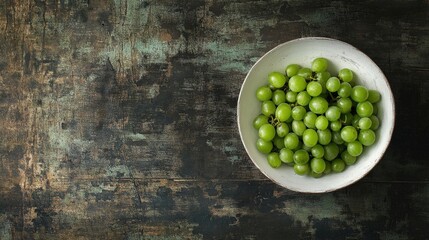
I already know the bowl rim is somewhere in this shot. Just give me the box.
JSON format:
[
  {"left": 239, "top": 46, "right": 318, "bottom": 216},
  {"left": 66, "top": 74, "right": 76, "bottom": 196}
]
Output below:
[{"left": 237, "top": 37, "right": 396, "bottom": 193}]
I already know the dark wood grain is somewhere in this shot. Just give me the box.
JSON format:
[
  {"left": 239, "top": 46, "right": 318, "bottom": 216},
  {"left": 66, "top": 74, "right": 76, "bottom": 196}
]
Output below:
[{"left": 0, "top": 0, "right": 428, "bottom": 239}]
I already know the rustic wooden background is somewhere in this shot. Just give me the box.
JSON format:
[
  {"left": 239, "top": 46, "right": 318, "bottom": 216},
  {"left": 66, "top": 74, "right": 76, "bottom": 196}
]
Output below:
[{"left": 0, "top": 0, "right": 428, "bottom": 239}]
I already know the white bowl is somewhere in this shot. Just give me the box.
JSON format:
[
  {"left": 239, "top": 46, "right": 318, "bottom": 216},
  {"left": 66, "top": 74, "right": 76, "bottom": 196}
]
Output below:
[{"left": 237, "top": 37, "right": 395, "bottom": 193}]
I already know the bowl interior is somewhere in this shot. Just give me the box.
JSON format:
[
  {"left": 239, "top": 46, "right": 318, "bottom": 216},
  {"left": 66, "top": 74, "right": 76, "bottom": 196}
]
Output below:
[{"left": 237, "top": 37, "right": 395, "bottom": 193}]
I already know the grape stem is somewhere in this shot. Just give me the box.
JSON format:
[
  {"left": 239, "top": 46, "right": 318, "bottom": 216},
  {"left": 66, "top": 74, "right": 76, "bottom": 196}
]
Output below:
[
  {"left": 283, "top": 86, "right": 290, "bottom": 92},
  {"left": 341, "top": 114, "right": 348, "bottom": 124},
  {"left": 269, "top": 115, "right": 281, "bottom": 127},
  {"left": 328, "top": 92, "right": 336, "bottom": 102}
]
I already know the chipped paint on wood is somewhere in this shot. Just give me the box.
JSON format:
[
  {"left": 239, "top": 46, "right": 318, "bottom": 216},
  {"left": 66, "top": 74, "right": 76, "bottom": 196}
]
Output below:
[{"left": 0, "top": 0, "right": 428, "bottom": 239}]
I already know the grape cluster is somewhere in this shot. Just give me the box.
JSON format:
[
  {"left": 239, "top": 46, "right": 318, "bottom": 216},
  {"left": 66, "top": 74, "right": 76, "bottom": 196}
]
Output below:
[{"left": 253, "top": 58, "right": 381, "bottom": 177}]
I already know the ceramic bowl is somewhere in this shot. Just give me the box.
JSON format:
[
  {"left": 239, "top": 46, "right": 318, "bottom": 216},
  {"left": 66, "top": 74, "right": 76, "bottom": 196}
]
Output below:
[{"left": 237, "top": 37, "right": 395, "bottom": 193}]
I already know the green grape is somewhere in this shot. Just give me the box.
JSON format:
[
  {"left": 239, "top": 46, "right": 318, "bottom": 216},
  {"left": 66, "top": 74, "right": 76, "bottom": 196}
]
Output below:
[
  {"left": 286, "top": 91, "right": 297, "bottom": 103},
  {"left": 370, "top": 115, "right": 380, "bottom": 130},
  {"left": 323, "top": 161, "right": 332, "bottom": 174},
  {"left": 311, "top": 144, "right": 325, "bottom": 158},
  {"left": 332, "top": 131, "right": 344, "bottom": 145},
  {"left": 311, "top": 58, "right": 328, "bottom": 73},
  {"left": 292, "top": 106, "right": 307, "bottom": 121},
  {"left": 272, "top": 89, "right": 286, "bottom": 105},
  {"left": 294, "top": 149, "right": 310, "bottom": 164},
  {"left": 309, "top": 97, "right": 329, "bottom": 114},
  {"left": 259, "top": 123, "right": 276, "bottom": 141},
  {"left": 310, "top": 158, "right": 326, "bottom": 173},
  {"left": 296, "top": 91, "right": 311, "bottom": 106},
  {"left": 267, "top": 152, "right": 282, "bottom": 168},
  {"left": 316, "top": 71, "right": 331, "bottom": 82},
  {"left": 331, "top": 158, "right": 346, "bottom": 172},
  {"left": 310, "top": 171, "right": 323, "bottom": 178},
  {"left": 294, "top": 163, "right": 310, "bottom": 175},
  {"left": 279, "top": 148, "right": 294, "bottom": 163},
  {"left": 352, "top": 114, "right": 361, "bottom": 128},
  {"left": 276, "top": 122, "right": 290, "bottom": 137},
  {"left": 317, "top": 129, "right": 332, "bottom": 145},
  {"left": 256, "top": 138, "right": 273, "bottom": 154},
  {"left": 307, "top": 81, "right": 323, "bottom": 97},
  {"left": 338, "top": 68, "right": 353, "bottom": 82},
  {"left": 325, "top": 106, "right": 341, "bottom": 122},
  {"left": 337, "top": 97, "right": 352, "bottom": 113},
  {"left": 330, "top": 120, "right": 342, "bottom": 132},
  {"left": 261, "top": 101, "right": 276, "bottom": 116},
  {"left": 284, "top": 133, "right": 300, "bottom": 150},
  {"left": 358, "top": 129, "right": 376, "bottom": 146},
  {"left": 273, "top": 135, "right": 285, "bottom": 149},
  {"left": 292, "top": 120, "right": 306, "bottom": 136},
  {"left": 341, "top": 151, "right": 357, "bottom": 165},
  {"left": 289, "top": 75, "right": 307, "bottom": 92},
  {"left": 268, "top": 84, "right": 277, "bottom": 90},
  {"left": 304, "top": 112, "right": 317, "bottom": 129},
  {"left": 302, "top": 144, "right": 312, "bottom": 152},
  {"left": 340, "top": 126, "right": 358, "bottom": 143},
  {"left": 303, "top": 129, "right": 318, "bottom": 147},
  {"left": 324, "top": 143, "right": 339, "bottom": 161},
  {"left": 253, "top": 114, "right": 269, "bottom": 129},
  {"left": 268, "top": 72, "right": 288, "bottom": 88},
  {"left": 351, "top": 85, "right": 369, "bottom": 103},
  {"left": 372, "top": 104, "right": 378, "bottom": 115},
  {"left": 295, "top": 141, "right": 303, "bottom": 151},
  {"left": 358, "top": 117, "right": 372, "bottom": 130},
  {"left": 316, "top": 71, "right": 331, "bottom": 93},
  {"left": 256, "top": 86, "right": 272, "bottom": 101},
  {"left": 347, "top": 141, "right": 363, "bottom": 157},
  {"left": 326, "top": 77, "right": 341, "bottom": 92},
  {"left": 297, "top": 67, "right": 312, "bottom": 79},
  {"left": 315, "top": 116, "right": 329, "bottom": 130},
  {"left": 356, "top": 101, "right": 374, "bottom": 117},
  {"left": 275, "top": 103, "right": 292, "bottom": 122},
  {"left": 319, "top": 91, "right": 329, "bottom": 99},
  {"left": 368, "top": 90, "right": 381, "bottom": 103},
  {"left": 286, "top": 64, "right": 301, "bottom": 77},
  {"left": 338, "top": 82, "right": 352, "bottom": 98},
  {"left": 338, "top": 144, "right": 346, "bottom": 153}
]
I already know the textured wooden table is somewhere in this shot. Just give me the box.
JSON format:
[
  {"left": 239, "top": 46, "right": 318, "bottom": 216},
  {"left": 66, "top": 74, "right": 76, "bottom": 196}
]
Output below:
[{"left": 0, "top": 1, "right": 428, "bottom": 239}]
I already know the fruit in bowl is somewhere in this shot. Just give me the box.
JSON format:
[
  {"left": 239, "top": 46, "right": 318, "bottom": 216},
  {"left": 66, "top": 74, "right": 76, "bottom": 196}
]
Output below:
[{"left": 237, "top": 37, "right": 395, "bottom": 193}]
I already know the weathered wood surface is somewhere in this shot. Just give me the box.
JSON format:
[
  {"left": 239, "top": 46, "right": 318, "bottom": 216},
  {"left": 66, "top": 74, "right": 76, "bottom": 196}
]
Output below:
[{"left": 0, "top": 0, "right": 428, "bottom": 239}]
